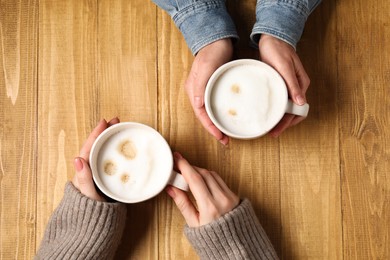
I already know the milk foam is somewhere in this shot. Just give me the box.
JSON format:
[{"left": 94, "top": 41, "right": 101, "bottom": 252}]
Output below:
[
  {"left": 97, "top": 127, "right": 172, "bottom": 201},
  {"left": 210, "top": 64, "right": 286, "bottom": 136}
]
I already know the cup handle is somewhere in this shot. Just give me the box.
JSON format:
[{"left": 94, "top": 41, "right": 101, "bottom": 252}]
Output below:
[
  {"left": 286, "top": 100, "right": 310, "bottom": 117},
  {"left": 168, "top": 171, "right": 189, "bottom": 191}
]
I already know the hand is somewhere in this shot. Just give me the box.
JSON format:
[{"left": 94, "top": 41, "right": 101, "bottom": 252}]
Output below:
[
  {"left": 166, "top": 152, "right": 240, "bottom": 227},
  {"left": 185, "top": 39, "right": 233, "bottom": 145},
  {"left": 72, "top": 117, "right": 120, "bottom": 201},
  {"left": 259, "top": 34, "right": 310, "bottom": 137}
]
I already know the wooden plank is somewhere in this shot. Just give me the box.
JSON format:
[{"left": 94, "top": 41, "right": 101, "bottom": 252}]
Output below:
[
  {"left": 337, "top": 0, "right": 390, "bottom": 258},
  {"left": 156, "top": 6, "right": 236, "bottom": 259},
  {"left": 97, "top": 1, "right": 158, "bottom": 259},
  {"left": 2, "top": 0, "right": 387, "bottom": 259},
  {"left": 156, "top": 1, "right": 282, "bottom": 257},
  {"left": 37, "top": 0, "right": 98, "bottom": 246},
  {"left": 0, "top": 0, "right": 38, "bottom": 258},
  {"left": 227, "top": 138, "right": 282, "bottom": 255},
  {"left": 226, "top": 1, "right": 283, "bottom": 255},
  {"left": 279, "top": 1, "right": 343, "bottom": 258},
  {"left": 156, "top": 8, "right": 201, "bottom": 259},
  {"left": 97, "top": 0, "right": 158, "bottom": 125}
]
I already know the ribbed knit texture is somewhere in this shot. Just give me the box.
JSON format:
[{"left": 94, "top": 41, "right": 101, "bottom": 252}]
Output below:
[
  {"left": 184, "top": 199, "right": 279, "bottom": 260},
  {"left": 35, "top": 182, "right": 127, "bottom": 260}
]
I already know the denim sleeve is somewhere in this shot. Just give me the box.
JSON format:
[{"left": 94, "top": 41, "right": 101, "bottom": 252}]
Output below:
[
  {"left": 251, "top": 0, "right": 322, "bottom": 49},
  {"left": 152, "top": 0, "right": 238, "bottom": 55}
]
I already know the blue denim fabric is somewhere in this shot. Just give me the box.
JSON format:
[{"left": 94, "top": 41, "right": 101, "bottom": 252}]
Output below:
[
  {"left": 153, "top": 0, "right": 239, "bottom": 55},
  {"left": 153, "top": 0, "right": 321, "bottom": 54},
  {"left": 251, "top": 0, "right": 322, "bottom": 48}
]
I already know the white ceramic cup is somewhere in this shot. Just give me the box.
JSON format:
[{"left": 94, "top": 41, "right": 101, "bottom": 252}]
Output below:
[
  {"left": 89, "top": 122, "right": 188, "bottom": 203},
  {"left": 205, "top": 59, "right": 309, "bottom": 139}
]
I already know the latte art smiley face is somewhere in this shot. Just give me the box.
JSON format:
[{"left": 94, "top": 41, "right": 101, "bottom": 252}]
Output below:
[
  {"left": 209, "top": 63, "right": 287, "bottom": 137},
  {"left": 90, "top": 122, "right": 189, "bottom": 203},
  {"left": 96, "top": 126, "right": 173, "bottom": 202}
]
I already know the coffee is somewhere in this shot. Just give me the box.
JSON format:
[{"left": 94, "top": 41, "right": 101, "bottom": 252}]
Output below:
[
  {"left": 210, "top": 64, "right": 286, "bottom": 137},
  {"left": 205, "top": 59, "right": 309, "bottom": 139},
  {"left": 91, "top": 123, "right": 181, "bottom": 203}
]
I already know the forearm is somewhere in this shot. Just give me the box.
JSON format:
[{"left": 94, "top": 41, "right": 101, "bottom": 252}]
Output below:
[
  {"left": 35, "top": 182, "right": 127, "bottom": 260},
  {"left": 153, "top": 0, "right": 238, "bottom": 55},
  {"left": 251, "top": 0, "right": 322, "bottom": 49},
  {"left": 184, "top": 199, "right": 279, "bottom": 260}
]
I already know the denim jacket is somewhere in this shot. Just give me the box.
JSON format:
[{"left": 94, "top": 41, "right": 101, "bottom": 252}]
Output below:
[{"left": 153, "top": 0, "right": 322, "bottom": 54}]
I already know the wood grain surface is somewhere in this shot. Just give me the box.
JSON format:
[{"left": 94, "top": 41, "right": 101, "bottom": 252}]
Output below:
[
  {"left": 338, "top": 0, "right": 390, "bottom": 258},
  {"left": 1, "top": 0, "right": 389, "bottom": 259},
  {"left": 0, "top": 0, "right": 38, "bottom": 259}
]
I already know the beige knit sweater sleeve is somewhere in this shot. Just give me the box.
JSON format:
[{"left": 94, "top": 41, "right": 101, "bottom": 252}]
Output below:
[
  {"left": 36, "top": 184, "right": 277, "bottom": 259},
  {"left": 35, "top": 182, "right": 127, "bottom": 260},
  {"left": 184, "top": 199, "right": 279, "bottom": 260}
]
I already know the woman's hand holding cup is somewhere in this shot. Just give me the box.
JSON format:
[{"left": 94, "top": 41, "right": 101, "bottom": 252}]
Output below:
[
  {"left": 72, "top": 117, "right": 120, "bottom": 202},
  {"left": 166, "top": 152, "right": 240, "bottom": 227}
]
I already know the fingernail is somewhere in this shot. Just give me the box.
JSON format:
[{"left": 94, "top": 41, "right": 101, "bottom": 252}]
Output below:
[
  {"left": 174, "top": 152, "right": 182, "bottom": 159},
  {"left": 108, "top": 117, "right": 119, "bottom": 124},
  {"left": 194, "top": 97, "right": 203, "bottom": 108},
  {"left": 219, "top": 136, "right": 229, "bottom": 146},
  {"left": 296, "top": 95, "right": 306, "bottom": 105},
  {"left": 219, "top": 139, "right": 227, "bottom": 145},
  {"left": 74, "top": 157, "right": 83, "bottom": 171},
  {"left": 98, "top": 118, "right": 107, "bottom": 124},
  {"left": 165, "top": 186, "right": 176, "bottom": 198}
]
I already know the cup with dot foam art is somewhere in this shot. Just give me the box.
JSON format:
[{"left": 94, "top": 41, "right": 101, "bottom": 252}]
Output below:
[
  {"left": 89, "top": 122, "right": 189, "bottom": 203},
  {"left": 204, "top": 59, "right": 310, "bottom": 139}
]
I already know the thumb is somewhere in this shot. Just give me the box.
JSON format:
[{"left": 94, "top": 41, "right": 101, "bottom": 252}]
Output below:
[
  {"left": 73, "top": 157, "right": 105, "bottom": 202},
  {"left": 188, "top": 61, "right": 215, "bottom": 109},
  {"left": 190, "top": 72, "right": 207, "bottom": 109},
  {"left": 280, "top": 64, "right": 306, "bottom": 106},
  {"left": 166, "top": 186, "right": 199, "bottom": 227},
  {"left": 192, "top": 77, "right": 205, "bottom": 109}
]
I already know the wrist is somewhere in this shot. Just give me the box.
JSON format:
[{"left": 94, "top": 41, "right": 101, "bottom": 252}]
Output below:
[
  {"left": 259, "top": 34, "right": 295, "bottom": 51},
  {"left": 199, "top": 38, "right": 233, "bottom": 56}
]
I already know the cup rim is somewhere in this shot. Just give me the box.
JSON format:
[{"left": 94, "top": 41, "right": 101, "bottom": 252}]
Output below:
[
  {"left": 89, "top": 122, "right": 174, "bottom": 203},
  {"left": 204, "top": 59, "right": 288, "bottom": 139}
]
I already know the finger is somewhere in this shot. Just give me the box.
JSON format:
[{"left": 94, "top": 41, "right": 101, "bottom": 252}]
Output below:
[
  {"left": 208, "top": 170, "right": 237, "bottom": 198},
  {"left": 107, "top": 117, "right": 120, "bottom": 127},
  {"left": 79, "top": 119, "right": 108, "bottom": 162},
  {"left": 166, "top": 186, "right": 199, "bottom": 227},
  {"left": 278, "top": 61, "right": 306, "bottom": 106},
  {"left": 193, "top": 169, "right": 240, "bottom": 219},
  {"left": 174, "top": 153, "right": 212, "bottom": 201},
  {"left": 193, "top": 167, "right": 225, "bottom": 198},
  {"left": 293, "top": 56, "right": 310, "bottom": 94},
  {"left": 207, "top": 170, "right": 240, "bottom": 208},
  {"left": 185, "top": 63, "right": 229, "bottom": 146},
  {"left": 188, "top": 67, "right": 208, "bottom": 109},
  {"left": 188, "top": 49, "right": 227, "bottom": 109},
  {"left": 194, "top": 107, "right": 229, "bottom": 145},
  {"left": 73, "top": 157, "right": 105, "bottom": 202},
  {"left": 268, "top": 114, "right": 295, "bottom": 137},
  {"left": 289, "top": 115, "right": 306, "bottom": 127}
]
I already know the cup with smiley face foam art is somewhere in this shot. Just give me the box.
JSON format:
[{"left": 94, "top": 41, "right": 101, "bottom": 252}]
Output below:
[
  {"left": 204, "top": 59, "right": 309, "bottom": 139},
  {"left": 89, "top": 122, "right": 188, "bottom": 203}
]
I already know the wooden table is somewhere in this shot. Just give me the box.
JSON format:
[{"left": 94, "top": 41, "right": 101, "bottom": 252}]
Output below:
[{"left": 1, "top": 0, "right": 389, "bottom": 259}]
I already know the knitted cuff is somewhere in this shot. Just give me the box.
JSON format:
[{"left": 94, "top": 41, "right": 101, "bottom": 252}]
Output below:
[
  {"left": 35, "top": 182, "right": 127, "bottom": 260},
  {"left": 184, "top": 199, "right": 279, "bottom": 260}
]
